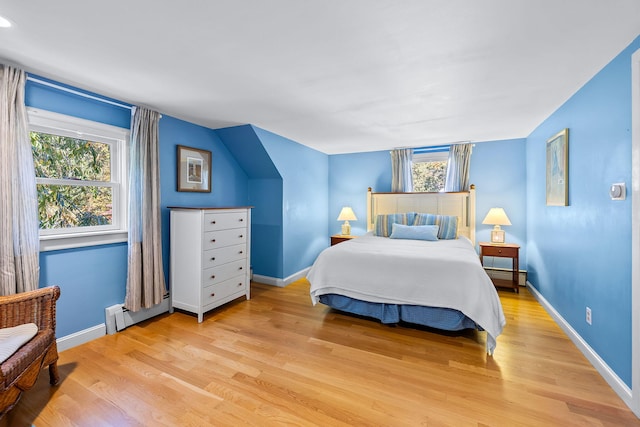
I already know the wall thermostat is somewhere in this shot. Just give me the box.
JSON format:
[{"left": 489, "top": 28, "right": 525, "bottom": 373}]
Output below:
[{"left": 610, "top": 183, "right": 626, "bottom": 200}]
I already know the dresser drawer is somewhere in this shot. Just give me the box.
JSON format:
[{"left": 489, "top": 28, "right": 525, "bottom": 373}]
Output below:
[
  {"left": 203, "top": 229, "right": 247, "bottom": 250},
  {"left": 202, "top": 259, "right": 247, "bottom": 286},
  {"left": 202, "top": 276, "right": 247, "bottom": 307},
  {"left": 204, "top": 212, "right": 247, "bottom": 232},
  {"left": 203, "top": 244, "right": 247, "bottom": 269}
]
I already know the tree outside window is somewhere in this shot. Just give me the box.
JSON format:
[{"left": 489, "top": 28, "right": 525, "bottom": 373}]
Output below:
[
  {"left": 32, "top": 132, "right": 113, "bottom": 229},
  {"left": 411, "top": 146, "right": 449, "bottom": 192}
]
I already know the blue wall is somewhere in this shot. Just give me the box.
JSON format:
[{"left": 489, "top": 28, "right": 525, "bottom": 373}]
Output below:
[
  {"left": 215, "top": 125, "right": 284, "bottom": 278},
  {"left": 248, "top": 179, "right": 284, "bottom": 277},
  {"left": 26, "top": 77, "right": 249, "bottom": 338},
  {"left": 254, "top": 127, "right": 329, "bottom": 278},
  {"left": 526, "top": 36, "right": 640, "bottom": 387},
  {"left": 216, "top": 125, "right": 330, "bottom": 280},
  {"left": 471, "top": 139, "right": 527, "bottom": 267},
  {"left": 328, "top": 150, "right": 391, "bottom": 236},
  {"left": 159, "top": 116, "right": 249, "bottom": 284},
  {"left": 39, "top": 244, "right": 127, "bottom": 338},
  {"left": 26, "top": 75, "right": 131, "bottom": 129}
]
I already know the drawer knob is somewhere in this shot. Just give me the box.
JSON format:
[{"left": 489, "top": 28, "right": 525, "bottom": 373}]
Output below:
[
  {"left": 239, "top": 266, "right": 243, "bottom": 270},
  {"left": 211, "top": 292, "right": 215, "bottom": 297},
  {"left": 239, "top": 250, "right": 243, "bottom": 254},
  {"left": 211, "top": 239, "right": 216, "bottom": 243},
  {"left": 211, "top": 257, "right": 215, "bottom": 261},
  {"left": 237, "top": 283, "right": 242, "bottom": 287},
  {"left": 239, "top": 218, "right": 243, "bottom": 222},
  {"left": 211, "top": 275, "right": 215, "bottom": 279},
  {"left": 239, "top": 234, "right": 243, "bottom": 238},
  {"left": 211, "top": 220, "right": 216, "bottom": 224}
]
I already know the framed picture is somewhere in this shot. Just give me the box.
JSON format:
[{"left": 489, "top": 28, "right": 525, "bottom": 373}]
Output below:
[
  {"left": 546, "top": 128, "right": 569, "bottom": 206},
  {"left": 177, "top": 145, "right": 211, "bottom": 192}
]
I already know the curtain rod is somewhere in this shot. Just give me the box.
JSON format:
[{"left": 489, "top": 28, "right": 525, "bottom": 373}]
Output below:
[{"left": 26, "top": 76, "right": 132, "bottom": 111}]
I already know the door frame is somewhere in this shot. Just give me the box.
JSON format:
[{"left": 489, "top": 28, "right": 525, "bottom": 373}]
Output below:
[{"left": 631, "top": 46, "right": 640, "bottom": 417}]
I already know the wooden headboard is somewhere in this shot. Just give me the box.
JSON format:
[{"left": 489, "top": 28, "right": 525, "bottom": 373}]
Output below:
[{"left": 366, "top": 186, "right": 476, "bottom": 245}]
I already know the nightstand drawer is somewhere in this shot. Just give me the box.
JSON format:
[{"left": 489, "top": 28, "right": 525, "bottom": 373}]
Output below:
[{"left": 481, "top": 245, "right": 518, "bottom": 258}]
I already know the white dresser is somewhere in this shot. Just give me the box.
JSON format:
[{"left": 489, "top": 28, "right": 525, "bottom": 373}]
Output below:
[{"left": 169, "top": 207, "right": 251, "bottom": 322}]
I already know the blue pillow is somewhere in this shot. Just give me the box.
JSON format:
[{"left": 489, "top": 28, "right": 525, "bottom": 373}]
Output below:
[
  {"left": 389, "top": 223, "right": 439, "bottom": 241},
  {"left": 373, "top": 212, "right": 417, "bottom": 237},
  {"left": 413, "top": 213, "right": 458, "bottom": 240}
]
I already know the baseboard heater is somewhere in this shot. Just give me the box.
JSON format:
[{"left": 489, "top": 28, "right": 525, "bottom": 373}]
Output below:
[{"left": 104, "top": 294, "right": 170, "bottom": 334}]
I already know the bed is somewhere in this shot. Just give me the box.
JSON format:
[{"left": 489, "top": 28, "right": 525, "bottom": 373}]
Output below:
[{"left": 307, "top": 187, "right": 506, "bottom": 354}]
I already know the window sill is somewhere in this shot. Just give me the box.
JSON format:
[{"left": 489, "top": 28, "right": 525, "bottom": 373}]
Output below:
[{"left": 40, "top": 230, "right": 127, "bottom": 252}]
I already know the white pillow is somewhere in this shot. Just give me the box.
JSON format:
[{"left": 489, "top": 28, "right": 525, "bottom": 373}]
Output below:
[{"left": 0, "top": 323, "right": 38, "bottom": 364}]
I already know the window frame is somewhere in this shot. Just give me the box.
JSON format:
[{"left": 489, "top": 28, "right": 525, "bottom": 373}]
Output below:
[{"left": 28, "top": 107, "right": 130, "bottom": 251}]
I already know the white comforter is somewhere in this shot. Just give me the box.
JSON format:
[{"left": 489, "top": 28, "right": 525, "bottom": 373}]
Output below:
[{"left": 307, "top": 233, "right": 506, "bottom": 354}]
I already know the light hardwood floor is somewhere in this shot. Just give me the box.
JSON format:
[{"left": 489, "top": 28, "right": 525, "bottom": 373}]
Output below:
[{"left": 3, "top": 280, "right": 639, "bottom": 426}]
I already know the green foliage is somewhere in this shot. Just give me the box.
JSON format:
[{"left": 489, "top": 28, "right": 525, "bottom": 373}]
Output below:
[
  {"left": 412, "top": 161, "right": 447, "bottom": 192},
  {"left": 31, "top": 132, "right": 113, "bottom": 229},
  {"left": 31, "top": 132, "right": 110, "bottom": 180}
]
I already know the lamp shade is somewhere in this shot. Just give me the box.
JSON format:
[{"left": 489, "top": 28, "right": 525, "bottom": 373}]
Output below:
[
  {"left": 482, "top": 208, "right": 511, "bottom": 226},
  {"left": 337, "top": 207, "right": 357, "bottom": 221}
]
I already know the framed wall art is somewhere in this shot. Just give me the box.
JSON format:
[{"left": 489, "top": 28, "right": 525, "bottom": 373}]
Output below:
[
  {"left": 546, "top": 128, "right": 569, "bottom": 206},
  {"left": 177, "top": 145, "right": 211, "bottom": 192}
]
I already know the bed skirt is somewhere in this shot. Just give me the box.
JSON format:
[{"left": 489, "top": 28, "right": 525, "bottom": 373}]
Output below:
[{"left": 319, "top": 294, "right": 480, "bottom": 331}]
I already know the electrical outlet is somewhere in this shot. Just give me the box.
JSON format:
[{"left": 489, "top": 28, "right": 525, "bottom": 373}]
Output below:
[{"left": 586, "top": 307, "right": 592, "bottom": 325}]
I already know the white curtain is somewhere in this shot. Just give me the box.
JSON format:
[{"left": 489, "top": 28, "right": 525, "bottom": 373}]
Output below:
[
  {"left": 125, "top": 107, "right": 166, "bottom": 311},
  {"left": 0, "top": 65, "right": 40, "bottom": 295},
  {"left": 391, "top": 148, "right": 413, "bottom": 192},
  {"left": 444, "top": 143, "right": 473, "bottom": 192}
]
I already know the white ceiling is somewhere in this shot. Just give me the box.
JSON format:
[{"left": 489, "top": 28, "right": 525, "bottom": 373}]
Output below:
[{"left": 0, "top": 1, "right": 639, "bottom": 154}]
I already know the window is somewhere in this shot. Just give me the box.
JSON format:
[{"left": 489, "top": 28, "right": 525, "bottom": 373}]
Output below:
[
  {"left": 28, "top": 108, "right": 129, "bottom": 251},
  {"left": 412, "top": 146, "right": 449, "bottom": 192}
]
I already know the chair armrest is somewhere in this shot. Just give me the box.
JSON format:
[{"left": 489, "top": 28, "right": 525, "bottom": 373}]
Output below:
[{"left": 0, "top": 286, "right": 60, "bottom": 332}]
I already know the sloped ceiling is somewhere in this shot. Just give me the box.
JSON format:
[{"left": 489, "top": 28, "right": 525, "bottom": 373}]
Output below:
[
  {"left": 0, "top": 1, "right": 639, "bottom": 154},
  {"left": 215, "top": 125, "right": 281, "bottom": 179}
]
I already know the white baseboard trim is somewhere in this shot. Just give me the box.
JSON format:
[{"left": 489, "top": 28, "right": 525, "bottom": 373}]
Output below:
[
  {"left": 58, "top": 298, "right": 171, "bottom": 351},
  {"left": 253, "top": 267, "right": 311, "bottom": 287},
  {"left": 526, "top": 281, "right": 633, "bottom": 409},
  {"left": 252, "top": 274, "right": 281, "bottom": 287},
  {"left": 57, "top": 324, "right": 106, "bottom": 352}
]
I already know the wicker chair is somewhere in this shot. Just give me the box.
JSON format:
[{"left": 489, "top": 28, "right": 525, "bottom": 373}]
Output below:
[{"left": 0, "top": 286, "right": 61, "bottom": 416}]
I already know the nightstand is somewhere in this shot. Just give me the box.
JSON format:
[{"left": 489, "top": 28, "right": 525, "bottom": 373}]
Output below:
[
  {"left": 331, "top": 234, "right": 357, "bottom": 246},
  {"left": 479, "top": 242, "right": 520, "bottom": 293}
]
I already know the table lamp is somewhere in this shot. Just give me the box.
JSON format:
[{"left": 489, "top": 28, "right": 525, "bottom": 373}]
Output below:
[
  {"left": 482, "top": 207, "right": 511, "bottom": 244},
  {"left": 337, "top": 207, "right": 357, "bottom": 235}
]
